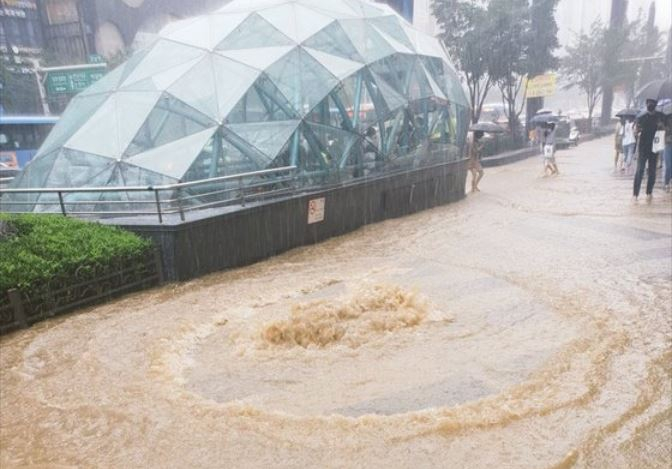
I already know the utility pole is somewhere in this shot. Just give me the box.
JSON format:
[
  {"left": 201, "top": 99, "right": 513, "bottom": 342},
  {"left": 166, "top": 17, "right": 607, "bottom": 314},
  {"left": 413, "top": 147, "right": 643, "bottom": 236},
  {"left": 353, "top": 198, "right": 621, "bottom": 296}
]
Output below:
[
  {"left": 600, "top": 0, "right": 628, "bottom": 126},
  {"left": 666, "top": 22, "right": 672, "bottom": 79}
]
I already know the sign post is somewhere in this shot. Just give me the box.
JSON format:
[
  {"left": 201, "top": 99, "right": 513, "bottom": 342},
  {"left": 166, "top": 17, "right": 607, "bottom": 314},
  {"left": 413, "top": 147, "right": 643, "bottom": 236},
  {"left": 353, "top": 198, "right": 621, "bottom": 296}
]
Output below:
[
  {"left": 42, "top": 63, "right": 107, "bottom": 97},
  {"left": 526, "top": 74, "right": 557, "bottom": 99}
]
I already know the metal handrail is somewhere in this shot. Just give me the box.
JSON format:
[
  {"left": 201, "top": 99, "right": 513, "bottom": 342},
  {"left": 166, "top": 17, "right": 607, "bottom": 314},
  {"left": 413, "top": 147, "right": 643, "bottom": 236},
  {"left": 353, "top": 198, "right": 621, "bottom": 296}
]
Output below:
[
  {"left": 0, "top": 166, "right": 296, "bottom": 194},
  {"left": 0, "top": 166, "right": 298, "bottom": 224}
]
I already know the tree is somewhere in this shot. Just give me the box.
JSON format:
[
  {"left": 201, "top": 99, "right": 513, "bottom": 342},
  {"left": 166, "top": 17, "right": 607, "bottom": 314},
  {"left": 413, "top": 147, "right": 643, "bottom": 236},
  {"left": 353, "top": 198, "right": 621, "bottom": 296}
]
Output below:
[
  {"left": 638, "top": 2, "right": 664, "bottom": 86},
  {"left": 526, "top": 0, "right": 560, "bottom": 122},
  {"left": 487, "top": 0, "right": 532, "bottom": 140},
  {"left": 563, "top": 21, "right": 607, "bottom": 128},
  {"left": 600, "top": 0, "right": 628, "bottom": 126},
  {"left": 432, "top": 0, "right": 495, "bottom": 123}
]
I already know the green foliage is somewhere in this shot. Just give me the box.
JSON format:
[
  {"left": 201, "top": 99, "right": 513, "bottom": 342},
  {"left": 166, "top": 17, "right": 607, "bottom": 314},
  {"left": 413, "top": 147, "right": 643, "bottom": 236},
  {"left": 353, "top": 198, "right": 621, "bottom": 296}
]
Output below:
[
  {"left": 0, "top": 214, "right": 152, "bottom": 292},
  {"left": 562, "top": 21, "right": 607, "bottom": 123},
  {"left": 432, "top": 0, "right": 559, "bottom": 128}
]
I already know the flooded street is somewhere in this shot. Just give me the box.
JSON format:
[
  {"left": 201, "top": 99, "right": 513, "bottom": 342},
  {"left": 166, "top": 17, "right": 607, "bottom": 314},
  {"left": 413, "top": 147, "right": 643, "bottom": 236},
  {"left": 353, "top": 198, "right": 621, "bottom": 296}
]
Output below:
[{"left": 1, "top": 136, "right": 671, "bottom": 468}]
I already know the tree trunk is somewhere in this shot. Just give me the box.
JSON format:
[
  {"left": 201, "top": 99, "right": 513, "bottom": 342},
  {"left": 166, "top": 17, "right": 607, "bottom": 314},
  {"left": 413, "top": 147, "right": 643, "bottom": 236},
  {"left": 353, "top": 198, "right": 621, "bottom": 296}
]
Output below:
[
  {"left": 601, "top": 0, "right": 628, "bottom": 126},
  {"left": 526, "top": 97, "right": 544, "bottom": 137}
]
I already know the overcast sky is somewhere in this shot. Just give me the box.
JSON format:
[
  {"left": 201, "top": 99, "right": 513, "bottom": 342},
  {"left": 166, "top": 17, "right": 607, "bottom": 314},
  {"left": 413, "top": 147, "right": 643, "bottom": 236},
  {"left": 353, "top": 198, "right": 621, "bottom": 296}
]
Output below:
[{"left": 556, "top": 0, "right": 672, "bottom": 47}]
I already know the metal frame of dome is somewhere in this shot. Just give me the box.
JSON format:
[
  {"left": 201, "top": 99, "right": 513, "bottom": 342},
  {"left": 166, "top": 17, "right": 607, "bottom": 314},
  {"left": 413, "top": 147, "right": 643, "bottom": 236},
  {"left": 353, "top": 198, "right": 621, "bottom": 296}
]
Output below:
[{"left": 9, "top": 0, "right": 470, "bottom": 211}]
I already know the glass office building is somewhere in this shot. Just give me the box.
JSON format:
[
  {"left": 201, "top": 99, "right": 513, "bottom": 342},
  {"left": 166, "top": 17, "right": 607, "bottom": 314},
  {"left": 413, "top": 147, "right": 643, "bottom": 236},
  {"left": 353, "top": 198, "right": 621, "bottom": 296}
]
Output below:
[{"left": 7, "top": 0, "right": 469, "bottom": 212}]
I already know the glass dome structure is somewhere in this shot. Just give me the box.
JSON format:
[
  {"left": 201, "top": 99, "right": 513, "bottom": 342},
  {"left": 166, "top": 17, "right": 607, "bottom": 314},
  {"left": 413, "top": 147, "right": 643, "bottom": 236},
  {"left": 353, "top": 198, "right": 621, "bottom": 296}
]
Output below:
[{"left": 9, "top": 0, "right": 469, "bottom": 211}]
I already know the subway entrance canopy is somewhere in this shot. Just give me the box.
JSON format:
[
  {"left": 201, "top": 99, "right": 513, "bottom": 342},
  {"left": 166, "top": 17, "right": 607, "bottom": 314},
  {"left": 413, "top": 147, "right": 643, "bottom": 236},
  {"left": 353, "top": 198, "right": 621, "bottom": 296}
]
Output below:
[{"left": 8, "top": 0, "right": 470, "bottom": 212}]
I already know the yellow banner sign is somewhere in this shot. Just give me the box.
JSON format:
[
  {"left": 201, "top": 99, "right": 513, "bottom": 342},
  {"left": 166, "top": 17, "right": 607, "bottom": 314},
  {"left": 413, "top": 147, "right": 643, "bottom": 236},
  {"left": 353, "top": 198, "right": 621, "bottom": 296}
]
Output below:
[{"left": 526, "top": 74, "right": 557, "bottom": 98}]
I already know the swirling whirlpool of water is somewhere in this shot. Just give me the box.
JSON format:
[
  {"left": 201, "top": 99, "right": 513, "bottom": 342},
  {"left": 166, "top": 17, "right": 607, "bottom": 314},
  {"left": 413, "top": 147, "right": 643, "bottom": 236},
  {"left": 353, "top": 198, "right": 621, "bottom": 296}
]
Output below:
[{"left": 1, "top": 138, "right": 670, "bottom": 468}]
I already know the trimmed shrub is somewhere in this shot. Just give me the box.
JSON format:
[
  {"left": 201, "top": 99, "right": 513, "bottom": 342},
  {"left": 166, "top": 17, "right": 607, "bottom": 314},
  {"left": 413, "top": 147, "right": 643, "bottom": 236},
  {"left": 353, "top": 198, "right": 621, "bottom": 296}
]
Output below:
[{"left": 0, "top": 214, "right": 152, "bottom": 292}]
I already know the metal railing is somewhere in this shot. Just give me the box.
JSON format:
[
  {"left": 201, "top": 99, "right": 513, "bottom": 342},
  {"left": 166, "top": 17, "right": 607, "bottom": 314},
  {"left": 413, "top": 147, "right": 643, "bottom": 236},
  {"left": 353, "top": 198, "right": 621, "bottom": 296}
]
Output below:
[{"left": 0, "top": 166, "right": 298, "bottom": 224}]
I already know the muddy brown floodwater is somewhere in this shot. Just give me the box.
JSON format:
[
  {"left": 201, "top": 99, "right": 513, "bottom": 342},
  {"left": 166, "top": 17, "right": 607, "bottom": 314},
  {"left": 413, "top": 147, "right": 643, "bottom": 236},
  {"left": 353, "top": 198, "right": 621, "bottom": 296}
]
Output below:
[{"left": 1, "top": 137, "right": 671, "bottom": 468}]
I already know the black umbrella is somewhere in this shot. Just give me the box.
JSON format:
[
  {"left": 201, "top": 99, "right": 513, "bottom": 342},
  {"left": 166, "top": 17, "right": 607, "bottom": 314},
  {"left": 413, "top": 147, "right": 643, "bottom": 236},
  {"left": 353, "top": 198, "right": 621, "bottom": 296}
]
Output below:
[
  {"left": 656, "top": 99, "right": 672, "bottom": 115},
  {"left": 530, "top": 114, "right": 560, "bottom": 125},
  {"left": 635, "top": 79, "right": 672, "bottom": 101},
  {"left": 615, "top": 108, "right": 639, "bottom": 118},
  {"left": 470, "top": 122, "right": 506, "bottom": 133}
]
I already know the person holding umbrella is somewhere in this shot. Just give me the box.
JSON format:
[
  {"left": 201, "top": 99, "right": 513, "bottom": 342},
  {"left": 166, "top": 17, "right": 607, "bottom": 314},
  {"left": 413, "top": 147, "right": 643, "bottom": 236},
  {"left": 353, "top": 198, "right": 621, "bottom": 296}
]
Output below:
[
  {"left": 615, "top": 109, "right": 639, "bottom": 173},
  {"left": 664, "top": 112, "right": 672, "bottom": 192},
  {"left": 633, "top": 99, "right": 665, "bottom": 202}
]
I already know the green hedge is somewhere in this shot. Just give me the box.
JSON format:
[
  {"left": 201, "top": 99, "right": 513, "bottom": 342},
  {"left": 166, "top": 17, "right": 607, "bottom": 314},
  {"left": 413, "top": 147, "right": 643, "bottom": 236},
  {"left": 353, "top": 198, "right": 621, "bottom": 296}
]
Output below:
[{"left": 0, "top": 214, "right": 152, "bottom": 292}]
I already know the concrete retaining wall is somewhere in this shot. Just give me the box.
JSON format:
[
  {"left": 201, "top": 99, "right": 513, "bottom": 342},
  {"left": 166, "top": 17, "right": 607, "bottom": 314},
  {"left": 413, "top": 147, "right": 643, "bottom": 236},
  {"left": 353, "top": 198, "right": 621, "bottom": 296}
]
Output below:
[{"left": 123, "top": 160, "right": 468, "bottom": 281}]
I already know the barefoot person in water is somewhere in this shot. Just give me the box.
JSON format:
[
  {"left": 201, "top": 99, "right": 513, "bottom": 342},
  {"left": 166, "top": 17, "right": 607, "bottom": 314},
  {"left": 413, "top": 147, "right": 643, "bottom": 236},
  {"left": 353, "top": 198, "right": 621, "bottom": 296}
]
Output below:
[{"left": 468, "top": 130, "right": 485, "bottom": 192}]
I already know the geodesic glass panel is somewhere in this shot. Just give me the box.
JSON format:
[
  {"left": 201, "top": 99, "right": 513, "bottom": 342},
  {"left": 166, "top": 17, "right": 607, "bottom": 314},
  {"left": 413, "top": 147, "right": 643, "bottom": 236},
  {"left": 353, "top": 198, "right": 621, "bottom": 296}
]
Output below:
[
  {"left": 227, "top": 120, "right": 300, "bottom": 159},
  {"left": 216, "top": 13, "right": 293, "bottom": 50},
  {"left": 302, "top": 21, "right": 363, "bottom": 62},
  {"left": 36, "top": 93, "right": 110, "bottom": 158},
  {"left": 265, "top": 48, "right": 339, "bottom": 116},
  {"left": 127, "top": 127, "right": 218, "bottom": 179},
  {"left": 227, "top": 75, "right": 300, "bottom": 124},
  {"left": 339, "top": 19, "right": 395, "bottom": 63},
  {"left": 125, "top": 95, "right": 217, "bottom": 156},
  {"left": 259, "top": 3, "right": 333, "bottom": 43},
  {"left": 10, "top": 0, "right": 470, "bottom": 213},
  {"left": 121, "top": 40, "right": 206, "bottom": 87},
  {"left": 368, "top": 16, "right": 414, "bottom": 51}
]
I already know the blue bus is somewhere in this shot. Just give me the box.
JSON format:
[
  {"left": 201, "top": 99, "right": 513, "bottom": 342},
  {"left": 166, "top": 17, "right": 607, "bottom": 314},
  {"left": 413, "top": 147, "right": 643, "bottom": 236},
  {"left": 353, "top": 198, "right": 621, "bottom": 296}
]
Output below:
[{"left": 0, "top": 115, "right": 59, "bottom": 170}]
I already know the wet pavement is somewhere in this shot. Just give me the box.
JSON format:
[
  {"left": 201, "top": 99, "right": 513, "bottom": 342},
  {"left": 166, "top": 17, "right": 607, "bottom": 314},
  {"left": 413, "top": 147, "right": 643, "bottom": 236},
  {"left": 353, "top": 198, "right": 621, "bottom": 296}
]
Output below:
[{"left": 1, "top": 136, "right": 671, "bottom": 468}]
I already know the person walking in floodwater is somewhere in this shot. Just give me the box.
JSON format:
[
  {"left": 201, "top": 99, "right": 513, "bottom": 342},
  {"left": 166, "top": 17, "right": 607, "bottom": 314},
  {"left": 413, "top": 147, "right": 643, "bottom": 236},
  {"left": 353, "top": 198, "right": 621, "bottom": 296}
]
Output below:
[
  {"left": 468, "top": 130, "right": 485, "bottom": 192},
  {"left": 542, "top": 123, "right": 559, "bottom": 176},
  {"left": 633, "top": 99, "right": 664, "bottom": 202},
  {"left": 664, "top": 114, "right": 672, "bottom": 192},
  {"left": 621, "top": 116, "right": 637, "bottom": 173}
]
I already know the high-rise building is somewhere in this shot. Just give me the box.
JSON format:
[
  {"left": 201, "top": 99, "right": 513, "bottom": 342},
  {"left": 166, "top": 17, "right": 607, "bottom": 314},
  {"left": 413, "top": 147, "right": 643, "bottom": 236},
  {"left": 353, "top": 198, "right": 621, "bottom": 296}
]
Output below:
[{"left": 375, "top": 0, "right": 414, "bottom": 22}]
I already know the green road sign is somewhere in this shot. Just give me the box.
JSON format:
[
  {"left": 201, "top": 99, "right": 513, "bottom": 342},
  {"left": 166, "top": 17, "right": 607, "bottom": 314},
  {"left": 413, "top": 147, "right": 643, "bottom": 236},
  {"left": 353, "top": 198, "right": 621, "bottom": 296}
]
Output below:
[{"left": 46, "top": 66, "right": 107, "bottom": 96}]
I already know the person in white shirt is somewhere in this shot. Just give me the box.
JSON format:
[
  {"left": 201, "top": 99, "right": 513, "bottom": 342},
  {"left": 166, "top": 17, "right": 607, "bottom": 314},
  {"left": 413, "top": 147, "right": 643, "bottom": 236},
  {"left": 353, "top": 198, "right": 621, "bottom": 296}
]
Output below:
[
  {"left": 621, "top": 116, "right": 636, "bottom": 173},
  {"left": 542, "top": 123, "right": 559, "bottom": 176}
]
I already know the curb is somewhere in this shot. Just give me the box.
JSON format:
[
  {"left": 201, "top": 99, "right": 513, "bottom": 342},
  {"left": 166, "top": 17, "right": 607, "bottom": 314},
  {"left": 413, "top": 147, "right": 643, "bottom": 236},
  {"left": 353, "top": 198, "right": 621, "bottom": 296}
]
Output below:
[{"left": 482, "top": 147, "right": 539, "bottom": 168}]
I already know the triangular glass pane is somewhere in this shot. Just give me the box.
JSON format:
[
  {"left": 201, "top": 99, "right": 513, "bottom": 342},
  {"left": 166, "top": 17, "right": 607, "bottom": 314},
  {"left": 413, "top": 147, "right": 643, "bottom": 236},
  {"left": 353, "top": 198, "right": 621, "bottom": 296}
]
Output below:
[
  {"left": 368, "top": 16, "right": 414, "bottom": 51},
  {"left": 227, "top": 120, "right": 300, "bottom": 159},
  {"left": 265, "top": 48, "right": 339, "bottom": 116},
  {"left": 402, "top": 24, "right": 446, "bottom": 59},
  {"left": 126, "top": 127, "right": 218, "bottom": 179},
  {"left": 121, "top": 40, "right": 206, "bottom": 87},
  {"left": 370, "top": 71, "right": 407, "bottom": 112},
  {"left": 36, "top": 93, "right": 110, "bottom": 158},
  {"left": 304, "top": 48, "right": 364, "bottom": 80},
  {"left": 125, "top": 94, "right": 217, "bottom": 157},
  {"left": 216, "top": 46, "right": 293, "bottom": 71},
  {"left": 44, "top": 150, "right": 116, "bottom": 188},
  {"left": 212, "top": 54, "right": 262, "bottom": 120},
  {"left": 120, "top": 162, "right": 177, "bottom": 186},
  {"left": 162, "top": 13, "right": 249, "bottom": 50},
  {"left": 216, "top": 13, "right": 293, "bottom": 50},
  {"left": 407, "top": 60, "right": 433, "bottom": 101},
  {"left": 161, "top": 16, "right": 213, "bottom": 49},
  {"left": 343, "top": 0, "right": 384, "bottom": 17},
  {"left": 226, "top": 75, "right": 300, "bottom": 124},
  {"left": 79, "top": 64, "right": 126, "bottom": 96},
  {"left": 368, "top": 55, "right": 408, "bottom": 95},
  {"left": 305, "top": 122, "right": 358, "bottom": 167},
  {"left": 1, "top": 151, "right": 58, "bottom": 211},
  {"left": 259, "top": 4, "right": 333, "bottom": 43},
  {"left": 183, "top": 132, "right": 261, "bottom": 182},
  {"left": 121, "top": 56, "right": 204, "bottom": 92},
  {"left": 421, "top": 63, "right": 447, "bottom": 100},
  {"left": 302, "top": 21, "right": 363, "bottom": 62},
  {"left": 167, "top": 56, "right": 219, "bottom": 122},
  {"left": 65, "top": 91, "right": 161, "bottom": 159},
  {"left": 298, "top": 0, "right": 359, "bottom": 19},
  {"left": 371, "top": 25, "right": 413, "bottom": 54},
  {"left": 338, "top": 19, "right": 395, "bottom": 63}
]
